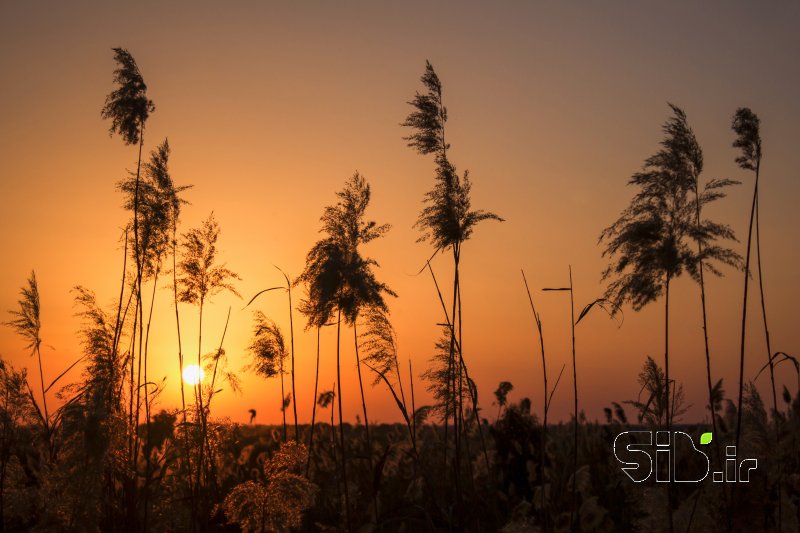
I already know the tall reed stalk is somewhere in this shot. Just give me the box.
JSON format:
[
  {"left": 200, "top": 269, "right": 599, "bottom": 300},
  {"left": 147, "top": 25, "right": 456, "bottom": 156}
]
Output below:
[
  {"left": 522, "top": 270, "right": 549, "bottom": 532},
  {"left": 306, "top": 326, "right": 322, "bottom": 476},
  {"left": 732, "top": 107, "right": 780, "bottom": 529},
  {"left": 101, "top": 49, "right": 154, "bottom": 526},
  {"left": 402, "top": 63, "right": 502, "bottom": 524}
]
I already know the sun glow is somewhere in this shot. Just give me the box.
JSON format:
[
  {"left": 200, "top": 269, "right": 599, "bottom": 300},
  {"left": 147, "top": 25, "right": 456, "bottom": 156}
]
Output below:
[{"left": 182, "top": 364, "right": 205, "bottom": 385}]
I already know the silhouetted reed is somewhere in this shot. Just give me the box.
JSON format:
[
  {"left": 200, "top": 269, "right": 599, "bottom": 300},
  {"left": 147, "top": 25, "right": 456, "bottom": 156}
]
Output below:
[
  {"left": 403, "top": 62, "right": 502, "bottom": 522},
  {"left": 247, "top": 310, "right": 289, "bottom": 441},
  {"left": 4, "top": 272, "right": 49, "bottom": 441},
  {"left": 731, "top": 106, "right": 785, "bottom": 529},
  {"left": 297, "top": 172, "right": 394, "bottom": 529},
  {"left": 245, "top": 265, "right": 300, "bottom": 441},
  {"left": 101, "top": 49, "right": 154, "bottom": 490},
  {"left": 176, "top": 212, "right": 240, "bottom": 520}
]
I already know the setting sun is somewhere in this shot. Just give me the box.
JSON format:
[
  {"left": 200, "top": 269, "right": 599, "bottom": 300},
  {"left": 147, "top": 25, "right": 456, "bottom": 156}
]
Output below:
[{"left": 182, "top": 364, "right": 205, "bottom": 385}]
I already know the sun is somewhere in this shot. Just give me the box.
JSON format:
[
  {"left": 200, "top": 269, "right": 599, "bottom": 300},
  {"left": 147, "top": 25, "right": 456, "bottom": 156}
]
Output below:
[{"left": 182, "top": 364, "right": 205, "bottom": 385}]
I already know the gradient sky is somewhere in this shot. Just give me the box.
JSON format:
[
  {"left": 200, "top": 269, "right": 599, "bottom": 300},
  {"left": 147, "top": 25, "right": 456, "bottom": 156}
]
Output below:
[{"left": 1, "top": 1, "right": 798, "bottom": 426}]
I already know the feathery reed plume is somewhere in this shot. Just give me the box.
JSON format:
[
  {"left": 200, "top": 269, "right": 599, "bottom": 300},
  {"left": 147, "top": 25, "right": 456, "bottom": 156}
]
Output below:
[
  {"left": 101, "top": 48, "right": 154, "bottom": 146},
  {"left": 494, "top": 381, "right": 513, "bottom": 422},
  {"left": 360, "top": 307, "right": 416, "bottom": 457},
  {"left": 247, "top": 311, "right": 289, "bottom": 441},
  {"left": 222, "top": 441, "right": 317, "bottom": 532},
  {"left": 70, "top": 287, "right": 123, "bottom": 414},
  {"left": 4, "top": 272, "right": 49, "bottom": 438},
  {"left": 317, "top": 388, "right": 336, "bottom": 460},
  {"left": 600, "top": 104, "right": 722, "bottom": 531},
  {"left": 422, "top": 327, "right": 473, "bottom": 427},
  {"left": 624, "top": 356, "right": 688, "bottom": 427},
  {"left": 245, "top": 265, "right": 299, "bottom": 440},
  {"left": 296, "top": 172, "right": 394, "bottom": 529}
]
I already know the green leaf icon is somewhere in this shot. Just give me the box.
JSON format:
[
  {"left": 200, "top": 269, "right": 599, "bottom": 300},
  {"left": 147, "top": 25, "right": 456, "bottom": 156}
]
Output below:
[{"left": 700, "top": 432, "right": 713, "bottom": 445}]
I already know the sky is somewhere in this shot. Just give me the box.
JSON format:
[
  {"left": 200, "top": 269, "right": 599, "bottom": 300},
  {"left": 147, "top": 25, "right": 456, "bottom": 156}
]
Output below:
[{"left": 1, "top": 1, "right": 799, "bottom": 426}]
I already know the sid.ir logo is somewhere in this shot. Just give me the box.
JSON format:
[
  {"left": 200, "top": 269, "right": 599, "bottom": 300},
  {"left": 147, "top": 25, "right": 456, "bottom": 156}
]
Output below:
[{"left": 613, "top": 431, "right": 758, "bottom": 483}]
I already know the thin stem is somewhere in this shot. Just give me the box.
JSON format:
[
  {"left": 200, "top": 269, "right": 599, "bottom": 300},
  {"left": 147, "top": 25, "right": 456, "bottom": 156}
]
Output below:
[
  {"left": 34, "top": 342, "right": 50, "bottom": 449},
  {"left": 735, "top": 159, "right": 759, "bottom": 474},
  {"left": 336, "top": 309, "right": 351, "bottom": 530},
  {"left": 449, "top": 245, "right": 462, "bottom": 523},
  {"left": 755, "top": 180, "right": 781, "bottom": 531},
  {"left": 426, "top": 261, "right": 489, "bottom": 470},
  {"left": 306, "top": 327, "right": 321, "bottom": 477},
  {"left": 755, "top": 199, "right": 778, "bottom": 419},
  {"left": 280, "top": 330, "right": 287, "bottom": 443},
  {"left": 665, "top": 273, "right": 673, "bottom": 533},
  {"left": 353, "top": 320, "right": 379, "bottom": 527},
  {"left": 521, "top": 269, "right": 548, "bottom": 532},
  {"left": 409, "top": 359, "right": 417, "bottom": 457},
  {"left": 287, "top": 282, "right": 298, "bottom": 441},
  {"left": 569, "top": 266, "right": 578, "bottom": 531},
  {"left": 132, "top": 124, "right": 145, "bottom": 503},
  {"left": 172, "top": 225, "right": 195, "bottom": 526},
  {"left": 202, "top": 307, "right": 231, "bottom": 495},
  {"left": 142, "top": 267, "right": 161, "bottom": 528},
  {"left": 111, "top": 228, "right": 129, "bottom": 408},
  {"left": 195, "top": 298, "right": 205, "bottom": 497}
]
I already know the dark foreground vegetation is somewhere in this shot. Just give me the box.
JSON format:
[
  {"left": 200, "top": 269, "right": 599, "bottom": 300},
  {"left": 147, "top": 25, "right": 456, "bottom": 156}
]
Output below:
[
  {"left": 1, "top": 49, "right": 798, "bottom": 532},
  {"left": 0, "top": 383, "right": 799, "bottom": 531}
]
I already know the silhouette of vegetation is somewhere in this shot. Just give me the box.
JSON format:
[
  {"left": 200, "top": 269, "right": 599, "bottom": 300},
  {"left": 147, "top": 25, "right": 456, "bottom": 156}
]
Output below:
[
  {"left": 245, "top": 265, "right": 300, "bottom": 441},
  {"left": 2, "top": 50, "right": 799, "bottom": 533},
  {"left": 601, "top": 104, "right": 740, "bottom": 430},
  {"left": 494, "top": 381, "right": 514, "bottom": 420},
  {"left": 521, "top": 269, "right": 556, "bottom": 531},
  {"left": 101, "top": 47, "right": 160, "bottom": 527},
  {"left": 731, "top": 106, "right": 786, "bottom": 530},
  {"left": 101, "top": 48, "right": 154, "bottom": 146},
  {"left": 247, "top": 311, "right": 289, "bottom": 441},
  {"left": 732, "top": 107, "right": 767, "bottom": 452},
  {"left": 4, "top": 273, "right": 49, "bottom": 441},
  {"left": 600, "top": 103, "right": 743, "bottom": 532},
  {"left": 222, "top": 441, "right": 317, "bottom": 532}
]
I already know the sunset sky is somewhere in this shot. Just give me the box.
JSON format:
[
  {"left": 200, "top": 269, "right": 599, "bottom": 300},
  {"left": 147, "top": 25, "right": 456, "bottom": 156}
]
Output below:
[{"left": 1, "top": 1, "right": 798, "bottom": 426}]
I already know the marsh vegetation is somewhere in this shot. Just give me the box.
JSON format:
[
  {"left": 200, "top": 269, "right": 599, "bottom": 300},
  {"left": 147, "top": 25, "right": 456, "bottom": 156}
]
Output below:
[{"left": 0, "top": 49, "right": 798, "bottom": 532}]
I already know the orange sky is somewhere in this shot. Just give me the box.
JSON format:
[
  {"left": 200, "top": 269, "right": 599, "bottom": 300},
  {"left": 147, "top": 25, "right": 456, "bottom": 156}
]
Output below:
[{"left": 1, "top": 1, "right": 799, "bottom": 426}]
